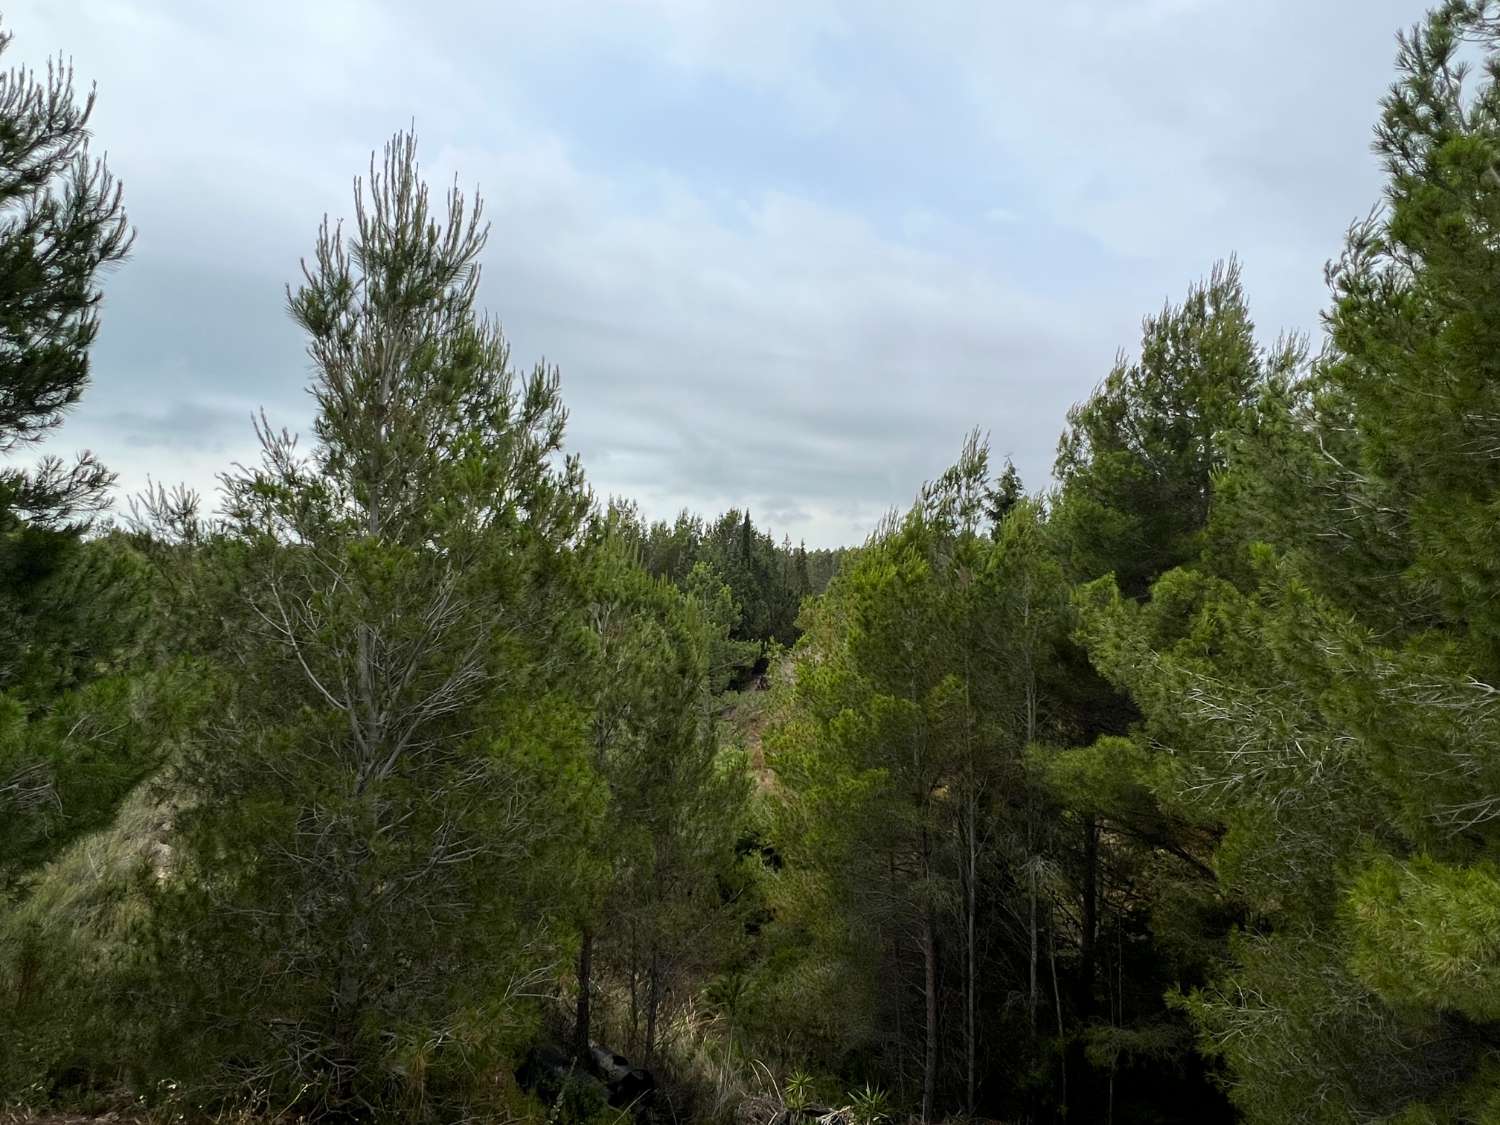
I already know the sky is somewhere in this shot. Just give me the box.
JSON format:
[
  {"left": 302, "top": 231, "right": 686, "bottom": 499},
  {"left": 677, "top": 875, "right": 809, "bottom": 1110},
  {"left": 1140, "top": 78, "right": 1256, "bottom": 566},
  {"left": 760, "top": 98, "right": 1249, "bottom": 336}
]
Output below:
[{"left": 11, "top": 0, "right": 1428, "bottom": 547}]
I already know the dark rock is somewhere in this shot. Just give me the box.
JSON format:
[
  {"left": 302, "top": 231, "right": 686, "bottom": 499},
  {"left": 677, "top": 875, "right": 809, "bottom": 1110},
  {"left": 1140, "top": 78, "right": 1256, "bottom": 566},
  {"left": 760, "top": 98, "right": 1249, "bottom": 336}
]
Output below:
[
  {"left": 590, "top": 1044, "right": 631, "bottom": 1084},
  {"left": 516, "top": 1043, "right": 570, "bottom": 1097},
  {"left": 607, "top": 1063, "right": 656, "bottom": 1109},
  {"left": 517, "top": 1043, "right": 607, "bottom": 1107},
  {"left": 588, "top": 1042, "right": 657, "bottom": 1111},
  {"left": 520, "top": 1040, "right": 656, "bottom": 1117}
]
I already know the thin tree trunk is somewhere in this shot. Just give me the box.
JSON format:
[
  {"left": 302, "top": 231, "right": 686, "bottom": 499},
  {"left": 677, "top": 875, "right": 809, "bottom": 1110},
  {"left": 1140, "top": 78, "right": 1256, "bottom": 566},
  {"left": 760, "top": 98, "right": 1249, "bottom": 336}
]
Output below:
[
  {"left": 923, "top": 897, "right": 938, "bottom": 1124},
  {"left": 331, "top": 964, "right": 360, "bottom": 1102},
  {"left": 1109, "top": 913, "right": 1122, "bottom": 1125},
  {"left": 1028, "top": 832, "right": 1038, "bottom": 1033},
  {"left": 628, "top": 922, "right": 640, "bottom": 1058},
  {"left": 1050, "top": 924, "right": 1067, "bottom": 1116},
  {"left": 330, "top": 850, "right": 375, "bottom": 1105},
  {"left": 895, "top": 937, "right": 907, "bottom": 1107},
  {"left": 574, "top": 928, "right": 593, "bottom": 1061},
  {"left": 1079, "top": 816, "right": 1099, "bottom": 1017},
  {"left": 1024, "top": 595, "right": 1039, "bottom": 1035},
  {"left": 962, "top": 648, "right": 979, "bottom": 1118},
  {"left": 907, "top": 654, "right": 938, "bottom": 1124},
  {"left": 331, "top": 929, "right": 369, "bottom": 1109},
  {"left": 965, "top": 791, "right": 977, "bottom": 1116},
  {"left": 645, "top": 949, "right": 661, "bottom": 1066},
  {"left": 920, "top": 813, "right": 939, "bottom": 1123}
]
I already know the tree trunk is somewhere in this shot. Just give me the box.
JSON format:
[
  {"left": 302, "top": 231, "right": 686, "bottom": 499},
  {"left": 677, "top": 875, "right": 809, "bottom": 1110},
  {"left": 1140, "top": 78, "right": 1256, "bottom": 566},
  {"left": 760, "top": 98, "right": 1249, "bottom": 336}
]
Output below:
[
  {"left": 895, "top": 934, "right": 907, "bottom": 1107},
  {"left": 1079, "top": 816, "right": 1099, "bottom": 1017},
  {"left": 330, "top": 962, "right": 360, "bottom": 1104},
  {"left": 1028, "top": 830, "right": 1039, "bottom": 1032},
  {"left": 921, "top": 815, "right": 939, "bottom": 1124},
  {"left": 923, "top": 898, "right": 938, "bottom": 1124},
  {"left": 961, "top": 648, "right": 979, "bottom": 1118},
  {"left": 1024, "top": 603, "right": 1040, "bottom": 1034},
  {"left": 330, "top": 854, "right": 373, "bottom": 1106},
  {"left": 628, "top": 922, "right": 640, "bottom": 1057},
  {"left": 1050, "top": 924, "right": 1067, "bottom": 1116},
  {"left": 574, "top": 927, "right": 593, "bottom": 1061},
  {"left": 644, "top": 949, "right": 661, "bottom": 1065},
  {"left": 965, "top": 789, "right": 978, "bottom": 1116}
]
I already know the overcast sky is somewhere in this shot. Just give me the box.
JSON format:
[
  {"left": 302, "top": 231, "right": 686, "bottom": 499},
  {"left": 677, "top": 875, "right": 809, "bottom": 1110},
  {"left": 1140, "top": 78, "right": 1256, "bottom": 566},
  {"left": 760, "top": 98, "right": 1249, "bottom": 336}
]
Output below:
[{"left": 12, "top": 0, "right": 1426, "bottom": 546}]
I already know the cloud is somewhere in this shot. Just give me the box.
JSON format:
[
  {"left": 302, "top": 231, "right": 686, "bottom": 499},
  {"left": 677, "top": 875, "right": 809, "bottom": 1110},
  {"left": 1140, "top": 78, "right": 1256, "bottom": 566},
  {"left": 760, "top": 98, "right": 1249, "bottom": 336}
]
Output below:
[
  {"left": 106, "top": 401, "right": 256, "bottom": 454},
  {"left": 3, "top": 0, "right": 1432, "bottom": 546}
]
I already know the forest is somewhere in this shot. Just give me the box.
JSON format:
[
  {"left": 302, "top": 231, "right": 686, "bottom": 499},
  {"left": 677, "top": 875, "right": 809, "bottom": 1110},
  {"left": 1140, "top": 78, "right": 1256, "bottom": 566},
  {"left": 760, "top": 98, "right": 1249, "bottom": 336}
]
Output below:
[{"left": 7, "top": 2, "right": 1500, "bottom": 1123}]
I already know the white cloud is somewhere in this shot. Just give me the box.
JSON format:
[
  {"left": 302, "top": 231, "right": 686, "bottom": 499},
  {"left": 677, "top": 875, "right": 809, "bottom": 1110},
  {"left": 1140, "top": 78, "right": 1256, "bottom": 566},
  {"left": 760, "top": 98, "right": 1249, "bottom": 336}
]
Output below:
[{"left": 2, "top": 0, "right": 1434, "bottom": 547}]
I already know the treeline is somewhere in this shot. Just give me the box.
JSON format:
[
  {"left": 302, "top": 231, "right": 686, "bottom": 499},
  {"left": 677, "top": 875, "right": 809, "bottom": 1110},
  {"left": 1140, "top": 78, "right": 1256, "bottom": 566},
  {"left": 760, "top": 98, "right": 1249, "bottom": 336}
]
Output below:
[
  {"left": 8, "top": 4, "right": 1500, "bottom": 1125},
  {"left": 752, "top": 6, "right": 1500, "bottom": 1122},
  {"left": 0, "top": 110, "right": 776, "bottom": 1121},
  {"left": 612, "top": 503, "right": 850, "bottom": 653}
]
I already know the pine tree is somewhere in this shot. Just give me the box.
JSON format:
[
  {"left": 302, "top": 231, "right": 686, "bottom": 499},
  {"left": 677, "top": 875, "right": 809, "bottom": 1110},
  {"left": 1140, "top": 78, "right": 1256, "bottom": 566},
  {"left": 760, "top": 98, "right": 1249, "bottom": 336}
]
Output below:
[
  {"left": 766, "top": 435, "right": 1062, "bottom": 1120},
  {"left": 1076, "top": 6, "right": 1500, "bottom": 1118},
  {"left": 0, "top": 19, "right": 140, "bottom": 869},
  {"left": 570, "top": 520, "right": 748, "bottom": 1068},
  {"left": 794, "top": 540, "right": 812, "bottom": 599},
  {"left": 984, "top": 459, "right": 1023, "bottom": 533},
  {"left": 1053, "top": 259, "right": 1301, "bottom": 597},
  {"left": 156, "top": 132, "right": 590, "bottom": 1116},
  {"left": 1035, "top": 265, "right": 1301, "bottom": 1119},
  {"left": 0, "top": 25, "right": 130, "bottom": 527}
]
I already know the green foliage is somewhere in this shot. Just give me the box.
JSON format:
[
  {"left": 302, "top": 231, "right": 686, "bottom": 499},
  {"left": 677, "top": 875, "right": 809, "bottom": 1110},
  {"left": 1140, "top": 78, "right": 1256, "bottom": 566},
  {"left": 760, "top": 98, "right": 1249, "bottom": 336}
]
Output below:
[
  {"left": 762, "top": 435, "right": 1090, "bottom": 1119},
  {"left": 0, "top": 22, "right": 131, "bottom": 526},
  {"left": 682, "top": 559, "right": 763, "bottom": 692},
  {"left": 783, "top": 1068, "right": 816, "bottom": 1111},
  {"left": 0, "top": 527, "right": 213, "bottom": 894},
  {"left": 0, "top": 25, "right": 219, "bottom": 1104},
  {"left": 846, "top": 1083, "right": 890, "bottom": 1125},
  {"left": 615, "top": 501, "right": 849, "bottom": 654},
  {"left": 1348, "top": 856, "right": 1500, "bottom": 1021},
  {"left": 552, "top": 1071, "right": 610, "bottom": 1125},
  {"left": 1081, "top": 1020, "right": 1191, "bottom": 1072},
  {"left": 0, "top": 784, "right": 176, "bottom": 1099},
  {"left": 1033, "top": 264, "right": 1287, "bottom": 1124},
  {"left": 0, "top": 6, "right": 160, "bottom": 914},
  {"left": 1052, "top": 258, "right": 1302, "bottom": 596},
  {"left": 22, "top": 5, "right": 1500, "bottom": 1124},
  {"left": 568, "top": 519, "right": 753, "bottom": 1065},
  {"left": 1067, "top": 7, "right": 1500, "bottom": 1120},
  {"left": 135, "top": 132, "right": 593, "bottom": 1119}
]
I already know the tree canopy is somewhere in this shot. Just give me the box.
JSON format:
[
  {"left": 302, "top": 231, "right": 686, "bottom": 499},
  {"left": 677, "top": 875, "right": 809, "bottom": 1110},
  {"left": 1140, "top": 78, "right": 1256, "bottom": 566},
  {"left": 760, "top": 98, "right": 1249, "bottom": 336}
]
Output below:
[{"left": 13, "top": 5, "right": 1500, "bottom": 1124}]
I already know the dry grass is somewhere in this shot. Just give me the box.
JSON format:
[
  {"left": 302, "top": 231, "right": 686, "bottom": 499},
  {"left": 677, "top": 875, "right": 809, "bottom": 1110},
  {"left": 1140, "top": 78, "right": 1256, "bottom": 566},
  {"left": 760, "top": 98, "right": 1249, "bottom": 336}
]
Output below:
[{"left": 8, "top": 781, "right": 174, "bottom": 939}]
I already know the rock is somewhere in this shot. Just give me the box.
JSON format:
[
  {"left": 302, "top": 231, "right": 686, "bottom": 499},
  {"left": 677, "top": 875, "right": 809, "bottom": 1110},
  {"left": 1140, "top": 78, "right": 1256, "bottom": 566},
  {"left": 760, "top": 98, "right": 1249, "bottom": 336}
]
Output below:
[
  {"left": 590, "top": 1044, "right": 631, "bottom": 1084},
  {"left": 517, "top": 1043, "right": 607, "bottom": 1107},
  {"left": 607, "top": 1063, "right": 656, "bottom": 1109},
  {"left": 519, "top": 1041, "right": 655, "bottom": 1117},
  {"left": 516, "top": 1043, "right": 570, "bottom": 1097},
  {"left": 588, "top": 1042, "right": 656, "bottom": 1110}
]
